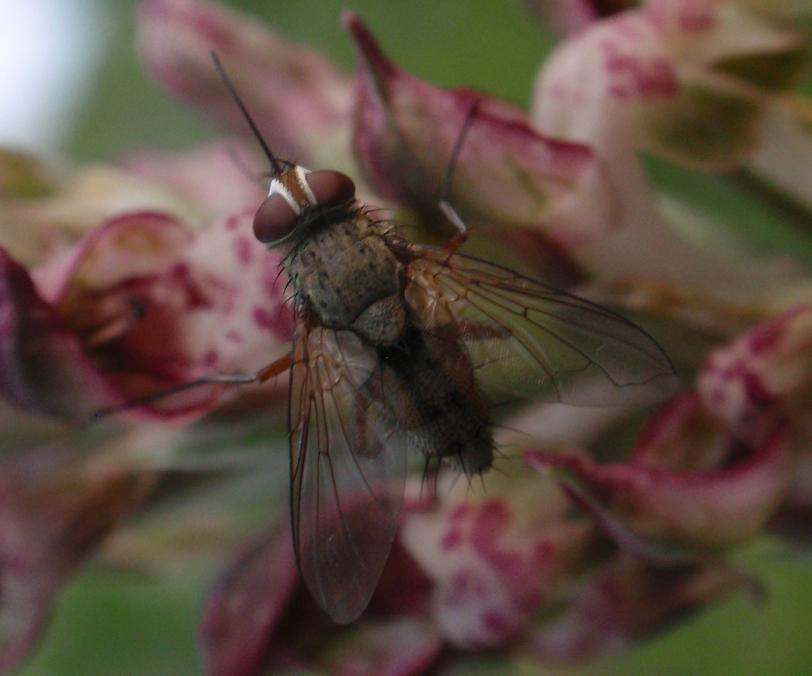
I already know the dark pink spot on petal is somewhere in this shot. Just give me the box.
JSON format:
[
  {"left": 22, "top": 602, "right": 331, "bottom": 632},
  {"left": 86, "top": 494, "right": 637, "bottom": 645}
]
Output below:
[
  {"left": 253, "top": 307, "right": 275, "bottom": 330},
  {"left": 749, "top": 319, "right": 785, "bottom": 355},
  {"left": 441, "top": 528, "right": 463, "bottom": 551},
  {"left": 483, "top": 549, "right": 522, "bottom": 578},
  {"left": 608, "top": 84, "right": 631, "bottom": 99},
  {"left": 169, "top": 263, "right": 210, "bottom": 309},
  {"left": 743, "top": 372, "right": 775, "bottom": 409},
  {"left": 449, "top": 504, "right": 471, "bottom": 523},
  {"left": 708, "top": 387, "right": 726, "bottom": 405},
  {"left": 471, "top": 500, "right": 510, "bottom": 550},
  {"left": 234, "top": 236, "right": 254, "bottom": 265},
  {"left": 482, "top": 610, "right": 512, "bottom": 638},
  {"left": 446, "top": 569, "right": 474, "bottom": 605}
]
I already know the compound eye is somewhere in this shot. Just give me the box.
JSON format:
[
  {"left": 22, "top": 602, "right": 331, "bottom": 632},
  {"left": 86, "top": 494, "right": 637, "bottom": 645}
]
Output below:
[
  {"left": 306, "top": 170, "right": 355, "bottom": 208},
  {"left": 253, "top": 194, "right": 298, "bottom": 244}
]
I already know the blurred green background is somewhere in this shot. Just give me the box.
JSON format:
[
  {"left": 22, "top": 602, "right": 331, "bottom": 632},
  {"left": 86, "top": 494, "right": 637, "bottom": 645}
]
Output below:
[{"left": 12, "top": 0, "right": 812, "bottom": 674}]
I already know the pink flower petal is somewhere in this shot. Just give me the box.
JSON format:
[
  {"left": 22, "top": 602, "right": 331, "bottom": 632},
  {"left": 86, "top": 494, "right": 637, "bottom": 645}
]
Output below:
[
  {"left": 119, "top": 141, "right": 266, "bottom": 219},
  {"left": 401, "top": 485, "right": 591, "bottom": 649},
  {"left": 533, "top": 8, "right": 677, "bottom": 150},
  {"left": 526, "top": 395, "right": 792, "bottom": 547},
  {"left": 37, "top": 212, "right": 223, "bottom": 419},
  {"left": 522, "top": 556, "right": 761, "bottom": 665},
  {"left": 0, "top": 249, "right": 119, "bottom": 420},
  {"left": 699, "top": 303, "right": 812, "bottom": 438},
  {"left": 0, "top": 208, "right": 291, "bottom": 421},
  {"left": 138, "top": 0, "right": 352, "bottom": 162},
  {"left": 180, "top": 210, "right": 293, "bottom": 375},
  {"left": 35, "top": 211, "right": 192, "bottom": 304},
  {"left": 0, "top": 449, "right": 155, "bottom": 672},
  {"left": 532, "top": 1, "right": 807, "bottom": 170},
  {"left": 201, "top": 527, "right": 298, "bottom": 676},
  {"left": 345, "top": 12, "right": 620, "bottom": 250}
]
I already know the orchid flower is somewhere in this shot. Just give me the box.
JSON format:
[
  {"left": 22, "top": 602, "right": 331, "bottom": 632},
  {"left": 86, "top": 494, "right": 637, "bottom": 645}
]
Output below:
[
  {"left": 533, "top": 0, "right": 810, "bottom": 170},
  {"left": 0, "top": 202, "right": 291, "bottom": 421},
  {"left": 0, "top": 0, "right": 811, "bottom": 673}
]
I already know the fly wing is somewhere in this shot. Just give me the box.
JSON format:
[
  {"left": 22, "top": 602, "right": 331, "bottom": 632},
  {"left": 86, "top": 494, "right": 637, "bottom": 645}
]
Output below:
[
  {"left": 288, "top": 317, "right": 407, "bottom": 624},
  {"left": 400, "top": 244, "right": 677, "bottom": 408}
]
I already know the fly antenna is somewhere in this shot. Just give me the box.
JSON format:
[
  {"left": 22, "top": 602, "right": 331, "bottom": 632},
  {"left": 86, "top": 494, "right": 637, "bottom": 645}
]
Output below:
[{"left": 211, "top": 51, "right": 284, "bottom": 176}]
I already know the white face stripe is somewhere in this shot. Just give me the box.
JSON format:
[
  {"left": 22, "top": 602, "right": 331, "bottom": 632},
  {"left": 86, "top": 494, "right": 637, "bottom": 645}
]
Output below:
[
  {"left": 296, "top": 165, "right": 317, "bottom": 204},
  {"left": 266, "top": 165, "right": 315, "bottom": 216},
  {"left": 267, "top": 177, "right": 300, "bottom": 215}
]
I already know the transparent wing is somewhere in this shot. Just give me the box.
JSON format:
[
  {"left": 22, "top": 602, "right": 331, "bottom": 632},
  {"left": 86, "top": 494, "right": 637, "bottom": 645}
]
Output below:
[
  {"left": 399, "top": 244, "right": 677, "bottom": 408},
  {"left": 288, "top": 318, "right": 407, "bottom": 624}
]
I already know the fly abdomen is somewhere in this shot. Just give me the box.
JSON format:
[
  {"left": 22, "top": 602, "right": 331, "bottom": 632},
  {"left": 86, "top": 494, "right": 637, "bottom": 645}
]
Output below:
[{"left": 379, "top": 327, "right": 493, "bottom": 475}]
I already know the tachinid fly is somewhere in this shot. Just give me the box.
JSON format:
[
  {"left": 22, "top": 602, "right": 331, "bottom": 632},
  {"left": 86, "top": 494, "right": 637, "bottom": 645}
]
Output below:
[{"left": 201, "top": 55, "right": 677, "bottom": 623}]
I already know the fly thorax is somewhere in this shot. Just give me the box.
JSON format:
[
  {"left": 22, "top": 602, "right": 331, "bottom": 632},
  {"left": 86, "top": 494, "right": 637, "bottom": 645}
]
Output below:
[{"left": 289, "top": 218, "right": 406, "bottom": 344}]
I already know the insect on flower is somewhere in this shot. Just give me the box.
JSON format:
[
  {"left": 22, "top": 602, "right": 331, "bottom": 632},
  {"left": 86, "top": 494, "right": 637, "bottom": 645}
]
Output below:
[{"left": 105, "top": 53, "right": 676, "bottom": 624}]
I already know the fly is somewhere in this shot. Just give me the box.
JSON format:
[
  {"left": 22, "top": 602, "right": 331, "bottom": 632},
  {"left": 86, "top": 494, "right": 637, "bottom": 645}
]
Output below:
[{"left": 106, "top": 54, "right": 677, "bottom": 624}]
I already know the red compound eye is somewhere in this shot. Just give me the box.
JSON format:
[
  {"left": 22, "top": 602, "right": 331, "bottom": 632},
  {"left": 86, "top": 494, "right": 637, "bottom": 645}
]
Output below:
[
  {"left": 253, "top": 194, "right": 298, "bottom": 244},
  {"left": 306, "top": 170, "right": 355, "bottom": 207}
]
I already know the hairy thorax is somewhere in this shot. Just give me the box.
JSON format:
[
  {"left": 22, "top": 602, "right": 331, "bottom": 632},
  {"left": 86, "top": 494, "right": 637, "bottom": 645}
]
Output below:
[{"left": 286, "top": 215, "right": 407, "bottom": 345}]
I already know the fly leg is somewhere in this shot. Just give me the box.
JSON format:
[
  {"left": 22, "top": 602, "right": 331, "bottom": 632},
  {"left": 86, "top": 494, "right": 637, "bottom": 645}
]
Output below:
[
  {"left": 438, "top": 201, "right": 469, "bottom": 254},
  {"left": 439, "top": 99, "right": 481, "bottom": 253},
  {"left": 94, "top": 353, "right": 292, "bottom": 419}
]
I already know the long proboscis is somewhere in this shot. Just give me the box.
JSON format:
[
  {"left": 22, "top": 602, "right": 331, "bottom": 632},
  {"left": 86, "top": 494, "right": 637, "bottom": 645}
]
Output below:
[{"left": 210, "top": 51, "right": 284, "bottom": 176}]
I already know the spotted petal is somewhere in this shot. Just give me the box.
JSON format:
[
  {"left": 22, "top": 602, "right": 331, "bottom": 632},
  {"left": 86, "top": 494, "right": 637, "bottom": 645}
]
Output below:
[
  {"left": 526, "top": 394, "right": 792, "bottom": 548},
  {"left": 532, "top": 1, "right": 809, "bottom": 169},
  {"left": 699, "top": 302, "right": 812, "bottom": 438},
  {"left": 0, "top": 209, "right": 291, "bottom": 421},
  {"left": 400, "top": 471, "right": 592, "bottom": 649}
]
